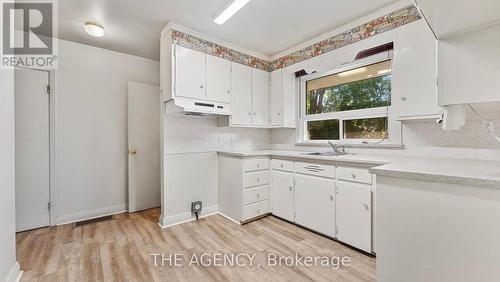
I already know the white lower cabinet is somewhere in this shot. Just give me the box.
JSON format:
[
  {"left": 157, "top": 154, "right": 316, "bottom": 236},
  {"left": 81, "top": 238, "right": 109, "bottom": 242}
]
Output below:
[
  {"left": 336, "top": 182, "right": 372, "bottom": 253},
  {"left": 271, "top": 170, "right": 294, "bottom": 222},
  {"left": 294, "top": 173, "right": 336, "bottom": 238}
]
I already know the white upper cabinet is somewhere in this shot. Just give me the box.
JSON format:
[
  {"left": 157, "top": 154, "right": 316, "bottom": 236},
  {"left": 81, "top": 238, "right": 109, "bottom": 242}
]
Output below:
[
  {"left": 206, "top": 55, "right": 231, "bottom": 103},
  {"left": 230, "top": 63, "right": 253, "bottom": 126},
  {"left": 270, "top": 69, "right": 283, "bottom": 126},
  {"left": 251, "top": 68, "right": 270, "bottom": 126},
  {"left": 174, "top": 45, "right": 206, "bottom": 100},
  {"left": 393, "top": 20, "right": 442, "bottom": 119},
  {"left": 270, "top": 69, "right": 296, "bottom": 128}
]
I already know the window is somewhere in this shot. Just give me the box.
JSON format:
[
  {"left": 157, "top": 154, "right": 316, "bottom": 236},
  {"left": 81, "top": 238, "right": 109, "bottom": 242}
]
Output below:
[{"left": 300, "top": 58, "right": 398, "bottom": 144}]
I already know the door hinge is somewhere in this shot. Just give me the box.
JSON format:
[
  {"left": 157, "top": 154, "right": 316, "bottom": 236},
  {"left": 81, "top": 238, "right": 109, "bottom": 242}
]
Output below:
[
  {"left": 46, "top": 85, "right": 50, "bottom": 94},
  {"left": 47, "top": 202, "right": 51, "bottom": 212}
]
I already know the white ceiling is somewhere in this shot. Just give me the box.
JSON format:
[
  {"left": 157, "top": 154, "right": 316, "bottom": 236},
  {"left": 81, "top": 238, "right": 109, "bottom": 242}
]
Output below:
[{"left": 58, "top": 0, "right": 398, "bottom": 60}]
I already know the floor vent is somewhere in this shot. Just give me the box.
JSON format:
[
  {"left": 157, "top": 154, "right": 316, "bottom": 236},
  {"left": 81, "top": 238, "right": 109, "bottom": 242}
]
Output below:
[{"left": 73, "top": 215, "right": 113, "bottom": 227}]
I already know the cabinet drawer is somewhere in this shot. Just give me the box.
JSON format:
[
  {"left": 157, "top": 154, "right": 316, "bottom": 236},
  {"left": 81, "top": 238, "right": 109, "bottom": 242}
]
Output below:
[
  {"left": 337, "top": 167, "right": 373, "bottom": 184},
  {"left": 244, "top": 170, "right": 269, "bottom": 188},
  {"left": 243, "top": 200, "right": 270, "bottom": 221},
  {"left": 271, "top": 159, "right": 294, "bottom": 172},
  {"left": 295, "top": 162, "right": 335, "bottom": 179},
  {"left": 244, "top": 158, "right": 269, "bottom": 172},
  {"left": 243, "top": 185, "right": 270, "bottom": 205}
]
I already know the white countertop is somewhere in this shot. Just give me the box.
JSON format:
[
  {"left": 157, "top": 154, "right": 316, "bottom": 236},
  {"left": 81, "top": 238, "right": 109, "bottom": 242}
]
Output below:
[{"left": 217, "top": 150, "right": 500, "bottom": 189}]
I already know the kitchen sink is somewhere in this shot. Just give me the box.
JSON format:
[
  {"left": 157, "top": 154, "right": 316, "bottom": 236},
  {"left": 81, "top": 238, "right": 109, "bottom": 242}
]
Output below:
[{"left": 302, "top": 151, "right": 353, "bottom": 157}]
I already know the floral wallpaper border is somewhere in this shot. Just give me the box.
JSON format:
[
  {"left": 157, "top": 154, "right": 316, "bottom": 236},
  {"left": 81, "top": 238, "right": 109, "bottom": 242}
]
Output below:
[
  {"left": 172, "top": 30, "right": 272, "bottom": 72},
  {"left": 171, "top": 5, "right": 420, "bottom": 72}
]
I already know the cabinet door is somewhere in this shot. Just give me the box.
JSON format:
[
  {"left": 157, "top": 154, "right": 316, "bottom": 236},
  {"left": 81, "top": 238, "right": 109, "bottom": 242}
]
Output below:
[
  {"left": 230, "top": 63, "right": 253, "bottom": 125},
  {"left": 294, "top": 174, "right": 336, "bottom": 237},
  {"left": 206, "top": 55, "right": 231, "bottom": 103},
  {"left": 271, "top": 170, "right": 294, "bottom": 221},
  {"left": 282, "top": 71, "right": 296, "bottom": 128},
  {"left": 175, "top": 45, "right": 206, "bottom": 100},
  {"left": 270, "top": 69, "right": 283, "bottom": 126},
  {"left": 336, "top": 182, "right": 372, "bottom": 253},
  {"left": 251, "top": 68, "right": 270, "bottom": 126},
  {"left": 393, "top": 20, "right": 441, "bottom": 118}
]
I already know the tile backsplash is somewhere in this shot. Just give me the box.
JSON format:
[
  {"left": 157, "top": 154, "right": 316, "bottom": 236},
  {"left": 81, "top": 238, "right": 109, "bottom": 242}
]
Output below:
[
  {"left": 271, "top": 120, "right": 500, "bottom": 161},
  {"left": 164, "top": 113, "right": 500, "bottom": 161}
]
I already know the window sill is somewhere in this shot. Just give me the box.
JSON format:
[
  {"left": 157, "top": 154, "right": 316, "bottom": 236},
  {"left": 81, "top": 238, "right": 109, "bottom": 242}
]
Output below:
[{"left": 295, "top": 142, "right": 405, "bottom": 149}]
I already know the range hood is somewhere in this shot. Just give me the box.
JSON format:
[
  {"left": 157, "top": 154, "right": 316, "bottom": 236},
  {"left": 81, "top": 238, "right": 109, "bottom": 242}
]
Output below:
[{"left": 164, "top": 96, "right": 232, "bottom": 117}]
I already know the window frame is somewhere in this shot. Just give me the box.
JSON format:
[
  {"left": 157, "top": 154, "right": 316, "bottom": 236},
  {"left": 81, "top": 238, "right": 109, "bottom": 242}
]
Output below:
[{"left": 296, "top": 51, "right": 401, "bottom": 146}]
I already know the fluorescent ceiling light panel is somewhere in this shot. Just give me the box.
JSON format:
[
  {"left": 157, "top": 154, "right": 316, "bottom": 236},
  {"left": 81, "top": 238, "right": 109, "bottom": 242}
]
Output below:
[{"left": 214, "top": 0, "right": 250, "bottom": 25}]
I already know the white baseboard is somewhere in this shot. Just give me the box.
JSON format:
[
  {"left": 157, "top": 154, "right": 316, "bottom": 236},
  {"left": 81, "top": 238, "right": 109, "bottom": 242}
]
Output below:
[
  {"left": 6, "top": 262, "right": 22, "bottom": 282},
  {"left": 159, "top": 205, "right": 218, "bottom": 228},
  {"left": 217, "top": 212, "right": 241, "bottom": 225},
  {"left": 56, "top": 204, "right": 127, "bottom": 225}
]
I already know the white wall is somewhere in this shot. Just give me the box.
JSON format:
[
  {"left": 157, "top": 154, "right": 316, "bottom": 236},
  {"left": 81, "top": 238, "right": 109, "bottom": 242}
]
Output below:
[
  {"left": 0, "top": 69, "right": 21, "bottom": 281},
  {"left": 55, "top": 40, "right": 160, "bottom": 224},
  {"left": 161, "top": 114, "right": 270, "bottom": 226},
  {"left": 271, "top": 119, "right": 500, "bottom": 161}
]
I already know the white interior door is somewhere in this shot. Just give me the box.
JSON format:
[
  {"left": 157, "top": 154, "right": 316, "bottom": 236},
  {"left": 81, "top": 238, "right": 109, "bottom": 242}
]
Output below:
[
  {"left": 128, "top": 82, "right": 161, "bottom": 213},
  {"left": 15, "top": 68, "right": 50, "bottom": 232}
]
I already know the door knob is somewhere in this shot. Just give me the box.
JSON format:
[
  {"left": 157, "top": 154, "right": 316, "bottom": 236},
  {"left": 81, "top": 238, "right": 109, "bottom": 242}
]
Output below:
[{"left": 129, "top": 148, "right": 137, "bottom": 155}]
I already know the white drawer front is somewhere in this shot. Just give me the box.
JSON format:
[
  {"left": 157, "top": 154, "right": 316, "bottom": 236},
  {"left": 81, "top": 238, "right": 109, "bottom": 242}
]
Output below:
[
  {"left": 337, "top": 167, "right": 373, "bottom": 184},
  {"left": 295, "top": 162, "right": 335, "bottom": 179},
  {"left": 243, "top": 200, "right": 270, "bottom": 221},
  {"left": 243, "top": 185, "right": 270, "bottom": 205},
  {"left": 271, "top": 159, "right": 294, "bottom": 172},
  {"left": 244, "top": 170, "right": 269, "bottom": 188},
  {"left": 244, "top": 158, "right": 270, "bottom": 172}
]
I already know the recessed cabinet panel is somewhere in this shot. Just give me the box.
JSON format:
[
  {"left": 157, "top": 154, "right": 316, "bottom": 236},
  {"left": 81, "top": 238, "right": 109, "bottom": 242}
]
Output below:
[
  {"left": 336, "top": 182, "right": 372, "bottom": 253},
  {"left": 251, "top": 68, "right": 270, "bottom": 126},
  {"left": 206, "top": 55, "right": 231, "bottom": 103},
  {"left": 231, "top": 63, "right": 253, "bottom": 125},
  {"left": 393, "top": 20, "right": 441, "bottom": 118},
  {"left": 270, "top": 69, "right": 283, "bottom": 126},
  {"left": 294, "top": 174, "right": 336, "bottom": 237},
  {"left": 271, "top": 170, "right": 294, "bottom": 222},
  {"left": 174, "top": 45, "right": 206, "bottom": 100},
  {"left": 282, "top": 71, "right": 296, "bottom": 127}
]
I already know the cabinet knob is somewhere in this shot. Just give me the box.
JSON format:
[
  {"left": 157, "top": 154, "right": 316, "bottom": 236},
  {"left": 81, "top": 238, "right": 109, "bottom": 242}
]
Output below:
[
  {"left": 257, "top": 178, "right": 260, "bottom": 183},
  {"left": 257, "top": 209, "right": 261, "bottom": 214},
  {"left": 329, "top": 195, "right": 334, "bottom": 201},
  {"left": 256, "top": 194, "right": 260, "bottom": 198},
  {"left": 280, "top": 164, "right": 284, "bottom": 168},
  {"left": 227, "top": 90, "right": 230, "bottom": 94},
  {"left": 277, "top": 113, "right": 281, "bottom": 116},
  {"left": 289, "top": 186, "right": 292, "bottom": 191},
  {"left": 248, "top": 112, "right": 252, "bottom": 116},
  {"left": 400, "top": 96, "right": 407, "bottom": 102},
  {"left": 257, "top": 164, "right": 260, "bottom": 168},
  {"left": 351, "top": 173, "right": 357, "bottom": 179},
  {"left": 200, "top": 85, "right": 204, "bottom": 89},
  {"left": 364, "top": 204, "right": 370, "bottom": 211},
  {"left": 253, "top": 112, "right": 256, "bottom": 116}
]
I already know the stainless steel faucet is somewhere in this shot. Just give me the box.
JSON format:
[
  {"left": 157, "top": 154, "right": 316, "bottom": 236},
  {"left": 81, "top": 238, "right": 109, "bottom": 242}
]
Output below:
[{"left": 328, "top": 141, "right": 346, "bottom": 153}]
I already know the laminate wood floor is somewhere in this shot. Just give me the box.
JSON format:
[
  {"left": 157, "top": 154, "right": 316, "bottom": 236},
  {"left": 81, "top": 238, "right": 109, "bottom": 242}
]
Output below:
[{"left": 16, "top": 208, "right": 375, "bottom": 282}]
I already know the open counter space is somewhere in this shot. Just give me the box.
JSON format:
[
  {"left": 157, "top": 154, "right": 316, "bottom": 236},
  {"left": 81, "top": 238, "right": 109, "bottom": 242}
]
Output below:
[{"left": 3, "top": 0, "right": 500, "bottom": 281}]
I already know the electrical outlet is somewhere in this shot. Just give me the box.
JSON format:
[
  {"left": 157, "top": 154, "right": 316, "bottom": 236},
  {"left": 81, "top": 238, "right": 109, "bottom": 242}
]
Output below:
[{"left": 191, "top": 201, "right": 202, "bottom": 213}]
